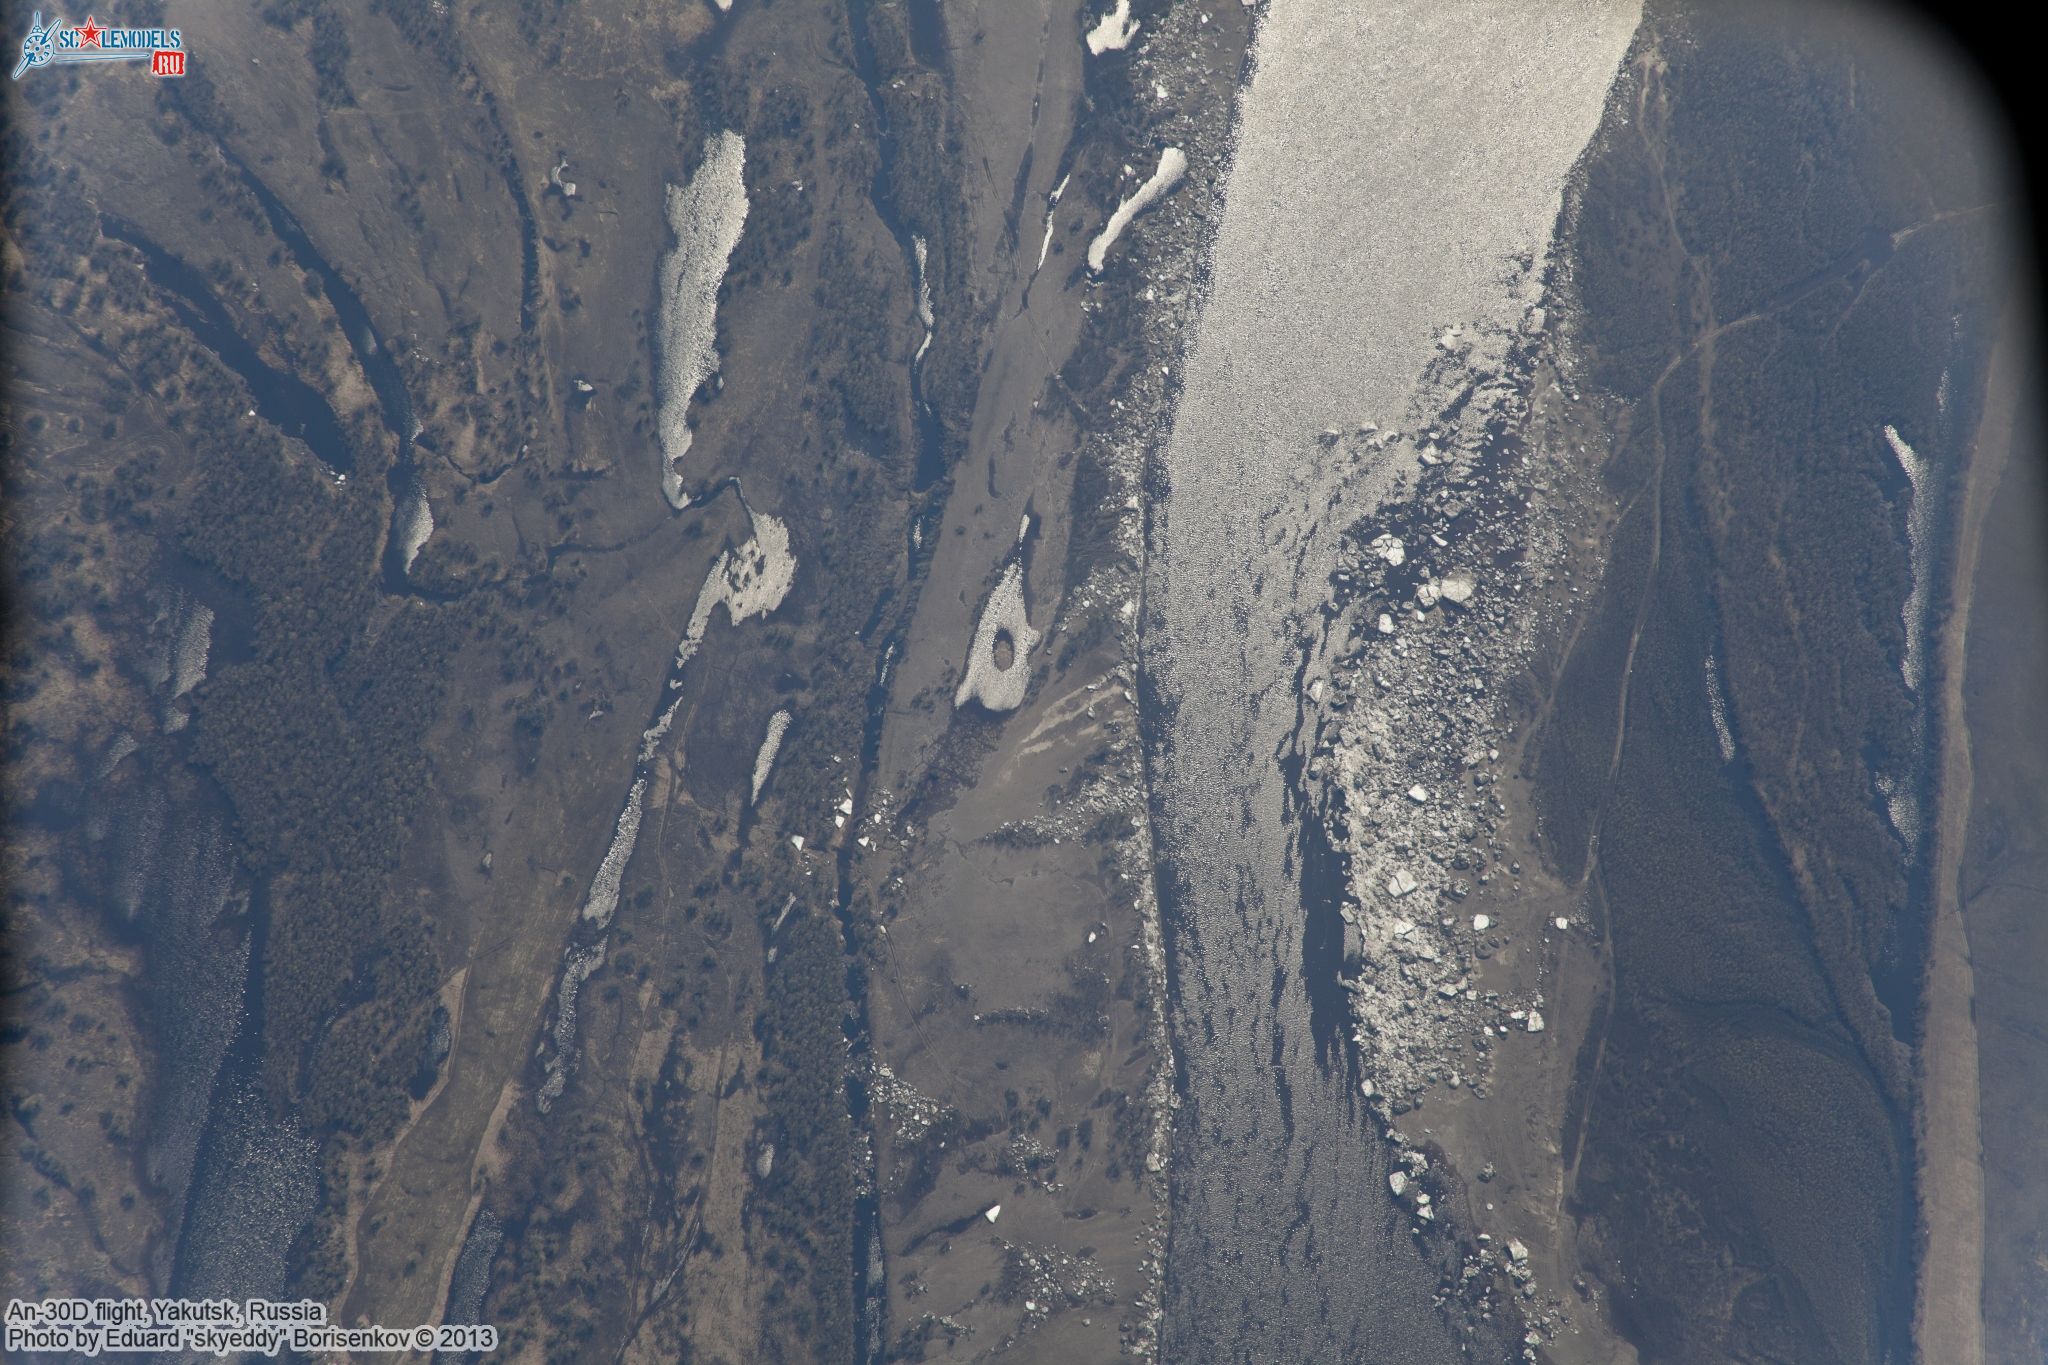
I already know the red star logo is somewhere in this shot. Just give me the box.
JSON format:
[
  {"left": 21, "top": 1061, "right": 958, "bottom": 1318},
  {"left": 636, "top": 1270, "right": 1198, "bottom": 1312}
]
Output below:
[{"left": 76, "top": 16, "right": 102, "bottom": 47}]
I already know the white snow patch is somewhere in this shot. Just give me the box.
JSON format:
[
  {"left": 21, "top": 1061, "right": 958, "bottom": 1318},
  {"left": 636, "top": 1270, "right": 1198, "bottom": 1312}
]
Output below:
[
  {"left": 639, "top": 514, "right": 796, "bottom": 766},
  {"left": 1877, "top": 771, "right": 1922, "bottom": 855},
  {"left": 751, "top": 709, "right": 792, "bottom": 804},
  {"left": 537, "top": 938, "right": 608, "bottom": 1112},
  {"left": 657, "top": 132, "right": 749, "bottom": 510},
  {"left": 1704, "top": 652, "right": 1736, "bottom": 762},
  {"left": 1085, "top": 0, "right": 1139, "bottom": 55},
  {"left": 715, "top": 511, "right": 798, "bottom": 624},
  {"left": 666, "top": 509, "right": 799, "bottom": 691},
  {"left": 579, "top": 777, "right": 647, "bottom": 925},
  {"left": 912, "top": 234, "right": 935, "bottom": 368},
  {"left": 586, "top": 509, "right": 797, "bottom": 923},
  {"left": 638, "top": 695, "right": 685, "bottom": 764},
  {"left": 1034, "top": 173, "right": 1073, "bottom": 272},
  {"left": 1087, "top": 147, "right": 1187, "bottom": 274},
  {"left": 1885, "top": 423, "right": 1934, "bottom": 691},
  {"left": 399, "top": 484, "right": 434, "bottom": 573},
  {"left": 912, "top": 234, "right": 934, "bottom": 329},
  {"left": 169, "top": 601, "right": 214, "bottom": 700},
  {"left": 954, "top": 561, "right": 1040, "bottom": 712}
]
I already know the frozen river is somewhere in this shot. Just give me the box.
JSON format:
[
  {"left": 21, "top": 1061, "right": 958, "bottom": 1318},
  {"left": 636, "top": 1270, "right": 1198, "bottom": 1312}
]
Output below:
[{"left": 1143, "top": 1, "right": 1639, "bottom": 1357}]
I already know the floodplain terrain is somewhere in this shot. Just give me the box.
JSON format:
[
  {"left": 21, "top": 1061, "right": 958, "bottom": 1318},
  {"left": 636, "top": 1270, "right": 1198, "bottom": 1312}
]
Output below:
[{"left": 2, "top": 2, "right": 2039, "bottom": 1364}]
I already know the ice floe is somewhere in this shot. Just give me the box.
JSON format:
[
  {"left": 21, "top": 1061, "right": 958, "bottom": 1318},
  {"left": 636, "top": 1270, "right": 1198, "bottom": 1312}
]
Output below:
[{"left": 657, "top": 131, "right": 749, "bottom": 510}]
